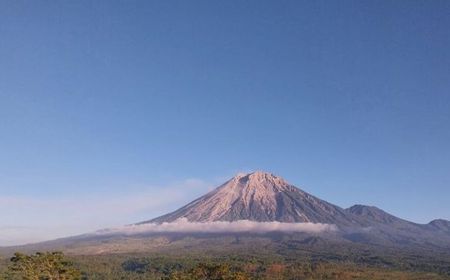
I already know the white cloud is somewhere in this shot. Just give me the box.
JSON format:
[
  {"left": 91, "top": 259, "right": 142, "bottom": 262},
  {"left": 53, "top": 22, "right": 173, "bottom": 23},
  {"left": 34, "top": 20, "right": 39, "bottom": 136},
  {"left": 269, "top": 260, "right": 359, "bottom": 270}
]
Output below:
[{"left": 97, "top": 218, "right": 337, "bottom": 235}]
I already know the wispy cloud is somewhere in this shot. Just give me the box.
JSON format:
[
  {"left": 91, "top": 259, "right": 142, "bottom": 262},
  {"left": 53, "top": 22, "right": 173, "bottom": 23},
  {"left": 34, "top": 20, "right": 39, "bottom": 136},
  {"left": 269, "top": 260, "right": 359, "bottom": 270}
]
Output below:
[
  {"left": 0, "top": 178, "right": 213, "bottom": 246},
  {"left": 97, "top": 218, "right": 337, "bottom": 235}
]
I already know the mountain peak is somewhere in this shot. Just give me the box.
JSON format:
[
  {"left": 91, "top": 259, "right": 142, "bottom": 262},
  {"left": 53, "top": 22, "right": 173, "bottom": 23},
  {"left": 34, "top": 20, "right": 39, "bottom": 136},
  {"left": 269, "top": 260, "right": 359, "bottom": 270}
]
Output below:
[
  {"left": 146, "top": 172, "right": 354, "bottom": 225},
  {"left": 346, "top": 204, "right": 403, "bottom": 224},
  {"left": 428, "top": 219, "right": 450, "bottom": 232},
  {"left": 232, "top": 171, "right": 288, "bottom": 188},
  {"left": 233, "top": 171, "right": 279, "bottom": 179}
]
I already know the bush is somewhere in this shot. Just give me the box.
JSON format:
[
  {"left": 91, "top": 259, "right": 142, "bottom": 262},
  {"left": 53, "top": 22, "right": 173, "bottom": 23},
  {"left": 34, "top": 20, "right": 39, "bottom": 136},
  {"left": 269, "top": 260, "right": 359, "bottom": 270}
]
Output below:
[{"left": 3, "top": 251, "right": 82, "bottom": 280}]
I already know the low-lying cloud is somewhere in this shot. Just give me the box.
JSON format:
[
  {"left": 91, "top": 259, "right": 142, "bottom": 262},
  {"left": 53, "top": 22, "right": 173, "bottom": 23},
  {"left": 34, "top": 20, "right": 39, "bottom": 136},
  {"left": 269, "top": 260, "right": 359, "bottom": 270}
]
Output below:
[{"left": 97, "top": 218, "right": 337, "bottom": 235}]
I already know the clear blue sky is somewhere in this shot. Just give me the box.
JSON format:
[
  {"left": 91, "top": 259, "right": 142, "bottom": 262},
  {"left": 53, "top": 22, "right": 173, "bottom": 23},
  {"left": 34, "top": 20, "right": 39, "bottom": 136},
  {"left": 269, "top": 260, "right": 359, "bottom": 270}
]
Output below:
[{"left": 1, "top": 1, "right": 449, "bottom": 245}]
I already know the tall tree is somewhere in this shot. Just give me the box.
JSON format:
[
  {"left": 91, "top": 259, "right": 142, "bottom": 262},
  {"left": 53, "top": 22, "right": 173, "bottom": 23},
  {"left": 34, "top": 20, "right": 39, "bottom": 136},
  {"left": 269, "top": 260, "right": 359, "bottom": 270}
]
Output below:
[{"left": 3, "top": 252, "right": 81, "bottom": 280}]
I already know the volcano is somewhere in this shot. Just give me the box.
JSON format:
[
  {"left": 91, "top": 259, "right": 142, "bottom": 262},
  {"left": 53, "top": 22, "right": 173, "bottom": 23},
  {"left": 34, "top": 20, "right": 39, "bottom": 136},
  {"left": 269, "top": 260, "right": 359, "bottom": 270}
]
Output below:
[
  {"left": 2, "top": 171, "right": 449, "bottom": 256},
  {"left": 137, "top": 171, "right": 450, "bottom": 248},
  {"left": 144, "top": 171, "right": 356, "bottom": 226}
]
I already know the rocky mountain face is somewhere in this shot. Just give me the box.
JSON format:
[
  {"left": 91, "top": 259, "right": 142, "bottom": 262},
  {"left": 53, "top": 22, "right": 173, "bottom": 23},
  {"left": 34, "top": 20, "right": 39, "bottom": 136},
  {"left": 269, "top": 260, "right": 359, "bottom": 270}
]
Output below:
[
  {"left": 144, "top": 171, "right": 356, "bottom": 225},
  {"left": 142, "top": 171, "right": 450, "bottom": 248}
]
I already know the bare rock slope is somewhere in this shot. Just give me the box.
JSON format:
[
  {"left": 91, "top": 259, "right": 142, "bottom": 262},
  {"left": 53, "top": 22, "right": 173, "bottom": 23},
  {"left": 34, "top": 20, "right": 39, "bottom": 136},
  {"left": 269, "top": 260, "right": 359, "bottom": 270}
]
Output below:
[
  {"left": 142, "top": 171, "right": 450, "bottom": 248},
  {"left": 145, "top": 172, "right": 356, "bottom": 225}
]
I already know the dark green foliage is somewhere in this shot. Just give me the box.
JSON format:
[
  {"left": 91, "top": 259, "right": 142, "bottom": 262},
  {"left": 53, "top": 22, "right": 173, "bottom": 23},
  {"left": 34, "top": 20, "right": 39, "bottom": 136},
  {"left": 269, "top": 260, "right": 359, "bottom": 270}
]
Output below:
[
  {"left": 2, "top": 252, "right": 81, "bottom": 280},
  {"left": 1, "top": 249, "right": 450, "bottom": 280},
  {"left": 122, "top": 257, "right": 184, "bottom": 276},
  {"left": 48, "top": 253, "right": 449, "bottom": 280},
  {"left": 122, "top": 258, "right": 150, "bottom": 274},
  {"left": 167, "top": 263, "right": 250, "bottom": 280}
]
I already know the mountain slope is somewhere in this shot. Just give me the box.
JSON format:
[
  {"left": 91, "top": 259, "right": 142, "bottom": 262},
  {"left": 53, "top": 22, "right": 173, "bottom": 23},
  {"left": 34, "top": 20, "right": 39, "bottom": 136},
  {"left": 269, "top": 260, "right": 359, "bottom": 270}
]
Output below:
[
  {"left": 2, "top": 171, "right": 450, "bottom": 257},
  {"left": 143, "top": 172, "right": 357, "bottom": 226},
  {"left": 345, "top": 204, "right": 414, "bottom": 226},
  {"left": 140, "top": 171, "right": 450, "bottom": 248},
  {"left": 345, "top": 204, "right": 450, "bottom": 247},
  {"left": 428, "top": 219, "right": 450, "bottom": 233}
]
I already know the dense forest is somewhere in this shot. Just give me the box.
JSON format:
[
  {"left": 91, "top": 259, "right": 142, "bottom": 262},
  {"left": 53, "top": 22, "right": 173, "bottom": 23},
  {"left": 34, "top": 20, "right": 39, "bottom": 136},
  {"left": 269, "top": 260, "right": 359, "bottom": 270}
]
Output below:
[{"left": 1, "top": 251, "right": 449, "bottom": 280}]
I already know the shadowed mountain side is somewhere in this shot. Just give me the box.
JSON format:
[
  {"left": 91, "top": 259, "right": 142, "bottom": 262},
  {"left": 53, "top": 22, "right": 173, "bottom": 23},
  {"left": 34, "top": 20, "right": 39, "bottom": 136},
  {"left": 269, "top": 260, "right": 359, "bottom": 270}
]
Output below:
[
  {"left": 428, "top": 219, "right": 450, "bottom": 233},
  {"left": 344, "top": 205, "right": 450, "bottom": 248}
]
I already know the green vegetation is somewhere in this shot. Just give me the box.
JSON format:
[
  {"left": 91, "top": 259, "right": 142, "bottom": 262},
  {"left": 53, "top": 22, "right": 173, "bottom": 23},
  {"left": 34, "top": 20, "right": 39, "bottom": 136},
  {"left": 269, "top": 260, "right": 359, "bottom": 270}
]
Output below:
[
  {"left": 1, "top": 249, "right": 450, "bottom": 280},
  {"left": 2, "top": 251, "right": 450, "bottom": 280},
  {"left": 1, "top": 252, "right": 81, "bottom": 280}
]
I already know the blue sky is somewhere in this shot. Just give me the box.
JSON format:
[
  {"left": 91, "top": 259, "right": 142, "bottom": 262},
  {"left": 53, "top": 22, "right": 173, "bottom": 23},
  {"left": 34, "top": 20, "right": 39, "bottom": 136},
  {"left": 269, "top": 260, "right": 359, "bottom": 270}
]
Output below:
[{"left": 1, "top": 1, "right": 449, "bottom": 245}]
